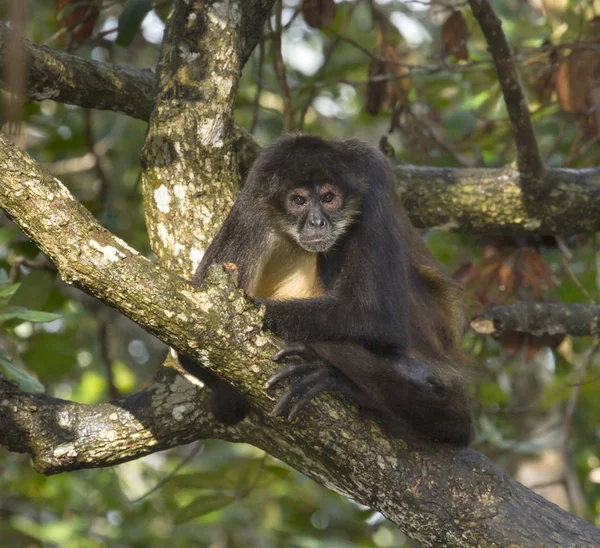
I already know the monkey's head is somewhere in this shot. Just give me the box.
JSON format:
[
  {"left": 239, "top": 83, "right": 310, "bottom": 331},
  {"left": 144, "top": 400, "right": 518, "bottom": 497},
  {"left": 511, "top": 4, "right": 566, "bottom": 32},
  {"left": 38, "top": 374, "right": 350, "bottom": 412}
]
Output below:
[{"left": 252, "top": 135, "right": 364, "bottom": 254}]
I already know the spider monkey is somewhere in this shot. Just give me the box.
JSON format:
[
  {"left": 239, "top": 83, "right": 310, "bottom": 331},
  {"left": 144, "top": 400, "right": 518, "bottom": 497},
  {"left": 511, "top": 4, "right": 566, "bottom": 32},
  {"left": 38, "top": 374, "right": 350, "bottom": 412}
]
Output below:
[{"left": 179, "top": 135, "right": 473, "bottom": 445}]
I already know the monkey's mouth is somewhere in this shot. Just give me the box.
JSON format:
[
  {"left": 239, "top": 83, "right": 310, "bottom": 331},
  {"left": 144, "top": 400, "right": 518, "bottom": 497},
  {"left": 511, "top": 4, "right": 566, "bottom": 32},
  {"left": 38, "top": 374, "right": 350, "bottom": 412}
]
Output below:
[{"left": 299, "top": 237, "right": 334, "bottom": 253}]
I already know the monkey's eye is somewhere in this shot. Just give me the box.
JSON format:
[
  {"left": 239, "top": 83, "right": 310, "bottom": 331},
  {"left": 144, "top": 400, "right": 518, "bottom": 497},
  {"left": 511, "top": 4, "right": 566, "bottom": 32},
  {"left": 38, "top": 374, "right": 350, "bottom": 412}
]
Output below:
[
  {"left": 321, "top": 192, "right": 335, "bottom": 203},
  {"left": 292, "top": 195, "right": 307, "bottom": 206}
]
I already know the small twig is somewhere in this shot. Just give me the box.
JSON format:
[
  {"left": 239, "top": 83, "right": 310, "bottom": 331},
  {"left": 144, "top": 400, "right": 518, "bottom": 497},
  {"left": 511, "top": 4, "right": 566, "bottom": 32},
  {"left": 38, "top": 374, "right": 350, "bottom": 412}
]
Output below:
[
  {"left": 468, "top": 0, "right": 544, "bottom": 183},
  {"left": 562, "top": 339, "right": 599, "bottom": 447},
  {"left": 595, "top": 234, "right": 600, "bottom": 301},
  {"left": 249, "top": 39, "right": 265, "bottom": 134},
  {"left": 128, "top": 443, "right": 205, "bottom": 503},
  {"left": 98, "top": 317, "right": 119, "bottom": 400},
  {"left": 560, "top": 338, "right": 599, "bottom": 513},
  {"left": 83, "top": 109, "right": 111, "bottom": 213},
  {"left": 297, "top": 0, "right": 363, "bottom": 129},
  {"left": 562, "top": 130, "right": 584, "bottom": 167},
  {"left": 272, "top": 0, "right": 293, "bottom": 132},
  {"left": 236, "top": 453, "right": 268, "bottom": 499},
  {"left": 555, "top": 236, "right": 594, "bottom": 303}
]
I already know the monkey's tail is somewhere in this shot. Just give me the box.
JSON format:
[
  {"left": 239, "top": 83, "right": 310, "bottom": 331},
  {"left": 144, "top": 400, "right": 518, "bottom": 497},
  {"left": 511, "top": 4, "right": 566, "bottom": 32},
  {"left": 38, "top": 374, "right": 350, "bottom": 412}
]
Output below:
[{"left": 177, "top": 354, "right": 250, "bottom": 425}]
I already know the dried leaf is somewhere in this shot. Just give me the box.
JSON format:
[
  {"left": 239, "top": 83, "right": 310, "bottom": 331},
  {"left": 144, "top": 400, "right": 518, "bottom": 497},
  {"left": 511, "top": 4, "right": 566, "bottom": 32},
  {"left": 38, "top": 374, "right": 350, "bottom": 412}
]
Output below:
[
  {"left": 555, "top": 50, "right": 600, "bottom": 114},
  {"left": 497, "top": 261, "right": 515, "bottom": 298},
  {"left": 301, "top": 0, "right": 336, "bottom": 30},
  {"left": 453, "top": 263, "right": 481, "bottom": 287},
  {"left": 497, "top": 331, "right": 527, "bottom": 356},
  {"left": 56, "top": 0, "right": 100, "bottom": 47},
  {"left": 529, "top": 42, "right": 558, "bottom": 103},
  {"left": 366, "top": 57, "right": 387, "bottom": 115},
  {"left": 366, "top": 44, "right": 409, "bottom": 115},
  {"left": 441, "top": 11, "right": 469, "bottom": 61}
]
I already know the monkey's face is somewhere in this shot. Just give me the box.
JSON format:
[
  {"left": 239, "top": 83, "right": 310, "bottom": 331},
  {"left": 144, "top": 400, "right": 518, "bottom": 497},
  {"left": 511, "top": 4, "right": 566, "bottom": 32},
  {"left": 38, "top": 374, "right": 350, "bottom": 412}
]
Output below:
[{"left": 282, "top": 184, "right": 355, "bottom": 253}]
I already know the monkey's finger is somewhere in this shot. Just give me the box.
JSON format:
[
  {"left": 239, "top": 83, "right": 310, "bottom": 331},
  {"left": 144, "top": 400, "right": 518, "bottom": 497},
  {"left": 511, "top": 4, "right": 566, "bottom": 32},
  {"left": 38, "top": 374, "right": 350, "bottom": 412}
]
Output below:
[
  {"left": 272, "top": 368, "right": 329, "bottom": 417},
  {"left": 273, "top": 342, "right": 314, "bottom": 362},
  {"left": 287, "top": 379, "right": 337, "bottom": 421},
  {"left": 265, "top": 362, "right": 317, "bottom": 389}
]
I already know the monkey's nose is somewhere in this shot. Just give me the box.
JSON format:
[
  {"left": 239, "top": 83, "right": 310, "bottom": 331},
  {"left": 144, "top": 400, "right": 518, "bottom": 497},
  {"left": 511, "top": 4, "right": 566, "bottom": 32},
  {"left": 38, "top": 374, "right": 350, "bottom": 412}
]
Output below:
[{"left": 308, "top": 217, "right": 326, "bottom": 228}]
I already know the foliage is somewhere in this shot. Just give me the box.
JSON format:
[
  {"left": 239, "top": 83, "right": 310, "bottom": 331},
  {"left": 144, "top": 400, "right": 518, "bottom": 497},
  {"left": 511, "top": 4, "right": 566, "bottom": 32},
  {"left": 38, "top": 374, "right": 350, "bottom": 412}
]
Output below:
[{"left": 2, "top": 0, "right": 600, "bottom": 545}]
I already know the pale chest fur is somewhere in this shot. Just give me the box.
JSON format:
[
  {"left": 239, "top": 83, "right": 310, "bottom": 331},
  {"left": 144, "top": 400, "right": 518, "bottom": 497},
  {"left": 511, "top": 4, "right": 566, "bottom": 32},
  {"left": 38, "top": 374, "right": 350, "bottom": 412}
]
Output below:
[{"left": 248, "top": 237, "right": 323, "bottom": 300}]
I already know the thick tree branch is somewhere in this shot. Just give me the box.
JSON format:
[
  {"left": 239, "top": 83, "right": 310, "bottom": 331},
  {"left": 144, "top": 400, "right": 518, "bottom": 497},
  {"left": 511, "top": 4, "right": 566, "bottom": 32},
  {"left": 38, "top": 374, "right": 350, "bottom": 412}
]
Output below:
[
  {"left": 140, "top": 0, "right": 275, "bottom": 275},
  {"left": 467, "top": 0, "right": 544, "bottom": 184},
  {"left": 394, "top": 164, "right": 600, "bottom": 234},
  {"left": 0, "top": 362, "right": 217, "bottom": 472},
  {"left": 2, "top": 122, "right": 599, "bottom": 547},
  {"left": 471, "top": 303, "right": 600, "bottom": 337},
  {"left": 0, "top": 25, "right": 155, "bottom": 121}
]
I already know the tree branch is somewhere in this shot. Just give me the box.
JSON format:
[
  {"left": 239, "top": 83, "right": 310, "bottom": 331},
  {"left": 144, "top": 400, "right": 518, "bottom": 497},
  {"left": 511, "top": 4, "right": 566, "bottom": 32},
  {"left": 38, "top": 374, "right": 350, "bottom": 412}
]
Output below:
[
  {"left": 0, "top": 361, "right": 218, "bottom": 473},
  {"left": 2, "top": 116, "right": 599, "bottom": 547},
  {"left": 393, "top": 164, "right": 600, "bottom": 234},
  {"left": 467, "top": 0, "right": 544, "bottom": 184},
  {"left": 471, "top": 303, "right": 600, "bottom": 337},
  {"left": 0, "top": 25, "right": 155, "bottom": 121}
]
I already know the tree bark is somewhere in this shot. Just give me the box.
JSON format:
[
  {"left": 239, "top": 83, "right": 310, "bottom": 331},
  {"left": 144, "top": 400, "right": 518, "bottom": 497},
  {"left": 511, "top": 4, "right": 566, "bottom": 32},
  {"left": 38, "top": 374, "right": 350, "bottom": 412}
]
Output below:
[{"left": 1, "top": 0, "right": 600, "bottom": 545}]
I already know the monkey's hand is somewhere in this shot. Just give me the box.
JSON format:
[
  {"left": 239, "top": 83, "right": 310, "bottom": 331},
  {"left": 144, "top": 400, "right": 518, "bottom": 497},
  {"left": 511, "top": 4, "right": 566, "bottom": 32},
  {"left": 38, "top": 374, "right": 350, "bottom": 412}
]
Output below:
[{"left": 265, "top": 342, "right": 366, "bottom": 421}]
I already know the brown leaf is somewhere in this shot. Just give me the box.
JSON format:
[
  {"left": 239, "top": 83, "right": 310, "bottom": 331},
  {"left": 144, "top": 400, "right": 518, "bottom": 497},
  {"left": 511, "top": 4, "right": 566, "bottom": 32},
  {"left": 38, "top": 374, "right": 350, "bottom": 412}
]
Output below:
[
  {"left": 453, "top": 262, "right": 481, "bottom": 287},
  {"left": 497, "top": 261, "right": 515, "bottom": 299},
  {"left": 529, "top": 41, "right": 558, "bottom": 103},
  {"left": 366, "top": 57, "right": 387, "bottom": 115},
  {"left": 497, "top": 331, "right": 527, "bottom": 356},
  {"left": 365, "top": 44, "right": 410, "bottom": 116},
  {"left": 301, "top": 0, "right": 336, "bottom": 30},
  {"left": 441, "top": 11, "right": 469, "bottom": 61},
  {"left": 56, "top": 0, "right": 100, "bottom": 47},
  {"left": 555, "top": 49, "right": 600, "bottom": 114}
]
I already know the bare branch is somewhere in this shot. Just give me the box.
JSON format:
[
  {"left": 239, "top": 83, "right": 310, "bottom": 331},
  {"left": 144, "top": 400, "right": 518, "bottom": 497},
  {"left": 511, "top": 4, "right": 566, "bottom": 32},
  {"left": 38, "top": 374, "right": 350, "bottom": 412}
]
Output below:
[
  {"left": 0, "top": 363, "right": 218, "bottom": 474},
  {"left": 470, "top": 303, "right": 600, "bottom": 337},
  {"left": 394, "top": 164, "right": 600, "bottom": 234},
  {"left": 4, "top": 26, "right": 600, "bottom": 234},
  {"left": 272, "top": 0, "right": 293, "bottom": 132},
  {"left": 0, "top": 26, "right": 155, "bottom": 120},
  {"left": 467, "top": 0, "right": 544, "bottom": 183}
]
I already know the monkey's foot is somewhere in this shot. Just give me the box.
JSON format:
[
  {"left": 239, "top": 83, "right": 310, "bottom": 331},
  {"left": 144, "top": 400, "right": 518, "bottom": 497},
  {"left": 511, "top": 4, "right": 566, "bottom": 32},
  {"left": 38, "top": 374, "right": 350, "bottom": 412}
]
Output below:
[
  {"left": 267, "top": 362, "right": 355, "bottom": 421},
  {"left": 267, "top": 344, "right": 364, "bottom": 421}
]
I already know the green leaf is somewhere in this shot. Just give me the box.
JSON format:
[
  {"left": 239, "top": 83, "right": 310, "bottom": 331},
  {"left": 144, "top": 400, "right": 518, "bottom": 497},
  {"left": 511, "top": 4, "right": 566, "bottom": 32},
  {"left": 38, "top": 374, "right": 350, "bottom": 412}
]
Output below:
[
  {"left": 175, "top": 494, "right": 234, "bottom": 524},
  {"left": 116, "top": 0, "right": 153, "bottom": 47},
  {"left": 9, "top": 270, "right": 56, "bottom": 309},
  {"left": 0, "top": 283, "right": 21, "bottom": 298},
  {"left": 0, "top": 227, "right": 20, "bottom": 245},
  {"left": 0, "top": 347, "right": 44, "bottom": 393},
  {"left": 0, "top": 307, "right": 61, "bottom": 323},
  {"left": 22, "top": 332, "right": 77, "bottom": 379}
]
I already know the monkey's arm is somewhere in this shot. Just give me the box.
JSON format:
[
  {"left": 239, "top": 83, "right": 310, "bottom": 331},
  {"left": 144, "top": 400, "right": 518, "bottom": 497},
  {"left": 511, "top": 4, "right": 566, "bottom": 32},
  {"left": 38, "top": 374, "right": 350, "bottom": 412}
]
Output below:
[{"left": 257, "top": 297, "right": 405, "bottom": 348}]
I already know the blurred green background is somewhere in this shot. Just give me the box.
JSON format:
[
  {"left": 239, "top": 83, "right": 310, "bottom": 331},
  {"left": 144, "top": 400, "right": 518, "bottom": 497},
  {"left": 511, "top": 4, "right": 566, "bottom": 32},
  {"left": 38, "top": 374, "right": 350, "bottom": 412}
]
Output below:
[{"left": 1, "top": 0, "right": 600, "bottom": 546}]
